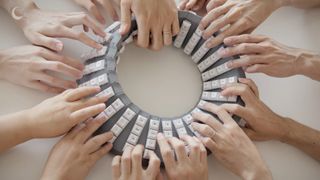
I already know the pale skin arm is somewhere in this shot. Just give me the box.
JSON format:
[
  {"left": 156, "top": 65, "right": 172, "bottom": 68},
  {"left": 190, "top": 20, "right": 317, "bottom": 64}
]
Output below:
[
  {"left": 220, "top": 78, "right": 320, "bottom": 161},
  {"left": 221, "top": 34, "right": 320, "bottom": 81},
  {"left": 0, "top": 86, "right": 108, "bottom": 153},
  {"left": 0, "top": 0, "right": 105, "bottom": 51}
]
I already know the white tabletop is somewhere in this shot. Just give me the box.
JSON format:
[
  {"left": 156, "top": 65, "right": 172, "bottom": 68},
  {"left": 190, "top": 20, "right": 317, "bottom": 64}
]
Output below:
[{"left": 0, "top": 1, "right": 320, "bottom": 180}]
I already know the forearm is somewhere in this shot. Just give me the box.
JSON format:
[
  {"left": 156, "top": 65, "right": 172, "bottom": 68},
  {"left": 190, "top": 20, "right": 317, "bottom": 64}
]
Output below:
[
  {"left": 295, "top": 50, "right": 320, "bottom": 81},
  {"left": 280, "top": 117, "right": 320, "bottom": 161},
  {"left": 280, "top": 0, "right": 320, "bottom": 8},
  {"left": 0, "top": 110, "right": 33, "bottom": 153}
]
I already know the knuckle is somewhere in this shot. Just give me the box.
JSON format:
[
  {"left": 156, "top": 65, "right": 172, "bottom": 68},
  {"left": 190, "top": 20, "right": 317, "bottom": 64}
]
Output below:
[
  {"left": 203, "top": 125, "right": 212, "bottom": 133},
  {"left": 132, "top": 151, "right": 142, "bottom": 160},
  {"left": 163, "top": 149, "right": 172, "bottom": 158},
  {"left": 122, "top": 156, "right": 131, "bottom": 163}
]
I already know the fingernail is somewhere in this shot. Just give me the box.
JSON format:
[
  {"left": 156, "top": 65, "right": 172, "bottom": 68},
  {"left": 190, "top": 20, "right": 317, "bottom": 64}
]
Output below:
[
  {"left": 227, "top": 61, "right": 233, "bottom": 68},
  {"left": 98, "top": 103, "right": 106, "bottom": 109},
  {"left": 55, "top": 41, "right": 63, "bottom": 51},
  {"left": 205, "top": 41, "right": 212, "bottom": 48}
]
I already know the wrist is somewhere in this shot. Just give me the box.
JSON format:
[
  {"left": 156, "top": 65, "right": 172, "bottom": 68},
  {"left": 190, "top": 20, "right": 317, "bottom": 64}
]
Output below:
[
  {"left": 294, "top": 50, "right": 320, "bottom": 80},
  {"left": 23, "top": 108, "right": 37, "bottom": 139}
]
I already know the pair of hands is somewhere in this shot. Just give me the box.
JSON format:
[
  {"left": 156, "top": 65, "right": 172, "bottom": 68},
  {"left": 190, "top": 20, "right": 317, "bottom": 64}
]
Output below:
[
  {"left": 73, "top": 0, "right": 180, "bottom": 50},
  {"left": 112, "top": 134, "right": 208, "bottom": 180},
  {"left": 179, "top": 0, "right": 283, "bottom": 48}
]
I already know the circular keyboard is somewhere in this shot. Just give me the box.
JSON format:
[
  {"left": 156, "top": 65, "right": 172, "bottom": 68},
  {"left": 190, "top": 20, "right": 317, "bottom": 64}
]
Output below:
[{"left": 77, "top": 11, "right": 246, "bottom": 162}]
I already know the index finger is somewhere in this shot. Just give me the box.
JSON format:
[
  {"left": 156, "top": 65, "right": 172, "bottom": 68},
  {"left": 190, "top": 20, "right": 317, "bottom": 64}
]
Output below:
[
  {"left": 157, "top": 133, "right": 175, "bottom": 169},
  {"left": 201, "top": 103, "right": 235, "bottom": 125},
  {"left": 64, "top": 86, "right": 101, "bottom": 102}
]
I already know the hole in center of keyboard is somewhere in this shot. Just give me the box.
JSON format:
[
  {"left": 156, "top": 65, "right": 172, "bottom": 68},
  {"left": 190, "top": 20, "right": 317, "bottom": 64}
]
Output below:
[{"left": 117, "top": 44, "right": 202, "bottom": 118}]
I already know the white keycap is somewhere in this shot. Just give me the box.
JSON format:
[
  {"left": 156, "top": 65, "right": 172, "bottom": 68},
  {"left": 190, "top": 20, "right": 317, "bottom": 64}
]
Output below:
[
  {"left": 147, "top": 129, "right": 158, "bottom": 139},
  {"left": 173, "top": 119, "right": 184, "bottom": 129},
  {"left": 111, "top": 124, "right": 122, "bottom": 136},
  {"left": 97, "top": 74, "right": 108, "bottom": 85},
  {"left": 123, "top": 108, "right": 136, "bottom": 120},
  {"left": 195, "top": 27, "right": 203, "bottom": 36},
  {"left": 136, "top": 115, "right": 148, "bottom": 127},
  {"left": 164, "top": 131, "right": 173, "bottom": 138},
  {"left": 184, "top": 28, "right": 202, "bottom": 55},
  {"left": 192, "top": 108, "right": 202, "bottom": 114},
  {"left": 238, "top": 119, "right": 247, "bottom": 127},
  {"left": 132, "top": 124, "right": 144, "bottom": 136},
  {"left": 210, "top": 92, "right": 219, "bottom": 100},
  {"left": 143, "top": 149, "right": 152, "bottom": 159},
  {"left": 209, "top": 68, "right": 218, "bottom": 78},
  {"left": 198, "top": 50, "right": 221, "bottom": 72},
  {"left": 182, "top": 114, "right": 193, "bottom": 125},
  {"left": 104, "top": 87, "right": 115, "bottom": 97},
  {"left": 162, "top": 120, "right": 172, "bottom": 131},
  {"left": 198, "top": 100, "right": 206, "bottom": 108},
  {"left": 117, "top": 116, "right": 129, "bottom": 128},
  {"left": 112, "top": 99, "right": 124, "bottom": 111},
  {"left": 176, "top": 127, "right": 188, "bottom": 138},
  {"left": 228, "top": 76, "right": 237, "bottom": 83},
  {"left": 202, "top": 72, "right": 210, "bottom": 81},
  {"left": 218, "top": 94, "right": 228, "bottom": 101},
  {"left": 104, "top": 106, "right": 116, "bottom": 117},
  {"left": 220, "top": 78, "right": 227, "bottom": 87},
  {"left": 149, "top": 119, "right": 160, "bottom": 130},
  {"left": 127, "top": 133, "right": 139, "bottom": 145},
  {"left": 123, "top": 143, "right": 134, "bottom": 151},
  {"left": 211, "top": 80, "right": 220, "bottom": 89},
  {"left": 90, "top": 78, "right": 98, "bottom": 86},
  {"left": 227, "top": 96, "right": 237, "bottom": 102},
  {"left": 145, "top": 139, "right": 156, "bottom": 150},
  {"left": 191, "top": 37, "right": 213, "bottom": 63},
  {"left": 109, "top": 136, "right": 117, "bottom": 143},
  {"left": 203, "top": 82, "right": 212, "bottom": 90},
  {"left": 202, "top": 91, "right": 210, "bottom": 100},
  {"left": 96, "top": 112, "right": 108, "bottom": 120},
  {"left": 174, "top": 20, "right": 191, "bottom": 48}
]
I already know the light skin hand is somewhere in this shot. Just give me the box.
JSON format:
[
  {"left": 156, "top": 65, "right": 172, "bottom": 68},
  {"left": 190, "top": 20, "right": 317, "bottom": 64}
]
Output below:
[
  {"left": 157, "top": 134, "right": 208, "bottom": 180},
  {"left": 221, "top": 34, "right": 320, "bottom": 80},
  {"left": 0, "top": 45, "right": 84, "bottom": 93},
  {"left": 112, "top": 145, "right": 161, "bottom": 180},
  {"left": 41, "top": 115, "right": 113, "bottom": 180},
  {"left": 199, "top": 0, "right": 283, "bottom": 48},
  {"left": 1, "top": 0, "right": 105, "bottom": 51},
  {"left": 192, "top": 101, "right": 272, "bottom": 180},
  {"left": 119, "top": 0, "right": 180, "bottom": 50},
  {"left": 72, "top": 0, "right": 119, "bottom": 25},
  {"left": 221, "top": 78, "right": 320, "bottom": 161},
  {"left": 178, "top": 0, "right": 207, "bottom": 11},
  {"left": 0, "top": 86, "right": 108, "bottom": 152}
]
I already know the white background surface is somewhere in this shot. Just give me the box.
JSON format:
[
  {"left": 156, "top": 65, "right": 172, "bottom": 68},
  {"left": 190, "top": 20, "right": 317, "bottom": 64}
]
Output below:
[{"left": 0, "top": 0, "right": 320, "bottom": 180}]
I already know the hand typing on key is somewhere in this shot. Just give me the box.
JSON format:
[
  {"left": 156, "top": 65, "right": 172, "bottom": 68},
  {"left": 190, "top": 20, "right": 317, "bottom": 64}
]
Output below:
[
  {"left": 41, "top": 115, "right": 113, "bottom": 180},
  {"left": 112, "top": 145, "right": 161, "bottom": 180},
  {"left": 0, "top": 45, "right": 83, "bottom": 93},
  {"left": 157, "top": 133, "right": 208, "bottom": 180},
  {"left": 119, "top": 0, "right": 180, "bottom": 50},
  {"left": 192, "top": 101, "right": 272, "bottom": 180},
  {"left": 220, "top": 34, "right": 320, "bottom": 81},
  {"left": 0, "top": 86, "right": 109, "bottom": 152},
  {"left": 0, "top": 0, "right": 106, "bottom": 52}
]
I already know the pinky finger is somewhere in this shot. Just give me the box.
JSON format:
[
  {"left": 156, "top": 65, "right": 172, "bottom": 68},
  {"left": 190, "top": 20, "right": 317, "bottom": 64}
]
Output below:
[
  {"left": 31, "top": 33, "right": 64, "bottom": 52},
  {"left": 245, "top": 64, "right": 268, "bottom": 74},
  {"left": 238, "top": 78, "right": 259, "bottom": 98}
]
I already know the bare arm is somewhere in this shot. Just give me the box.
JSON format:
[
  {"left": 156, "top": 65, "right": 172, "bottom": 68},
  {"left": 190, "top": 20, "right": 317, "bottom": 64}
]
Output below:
[
  {"left": 280, "top": 117, "right": 320, "bottom": 161},
  {"left": 0, "top": 110, "right": 33, "bottom": 152},
  {"left": 221, "top": 78, "right": 320, "bottom": 161}
]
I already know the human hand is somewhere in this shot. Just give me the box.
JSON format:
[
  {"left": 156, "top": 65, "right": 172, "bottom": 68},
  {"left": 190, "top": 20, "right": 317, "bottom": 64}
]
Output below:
[
  {"left": 0, "top": 45, "right": 83, "bottom": 93},
  {"left": 192, "top": 101, "right": 272, "bottom": 180},
  {"left": 119, "top": 0, "right": 179, "bottom": 50},
  {"left": 73, "top": 0, "right": 119, "bottom": 25},
  {"left": 14, "top": 5, "right": 105, "bottom": 51},
  {"left": 157, "top": 133, "right": 208, "bottom": 180},
  {"left": 220, "top": 78, "right": 290, "bottom": 141},
  {"left": 112, "top": 145, "right": 161, "bottom": 180},
  {"left": 200, "top": 0, "right": 283, "bottom": 48},
  {"left": 178, "top": 0, "right": 207, "bottom": 11},
  {"left": 41, "top": 114, "right": 113, "bottom": 180},
  {"left": 221, "top": 34, "right": 314, "bottom": 78},
  {"left": 26, "top": 86, "right": 109, "bottom": 138}
]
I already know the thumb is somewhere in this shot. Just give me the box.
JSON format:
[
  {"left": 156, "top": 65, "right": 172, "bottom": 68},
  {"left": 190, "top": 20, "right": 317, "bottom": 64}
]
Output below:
[{"left": 120, "top": 0, "right": 132, "bottom": 35}]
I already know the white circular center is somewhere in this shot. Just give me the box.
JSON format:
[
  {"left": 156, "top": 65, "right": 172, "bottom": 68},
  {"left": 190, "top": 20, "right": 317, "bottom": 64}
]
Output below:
[{"left": 117, "top": 44, "right": 202, "bottom": 118}]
